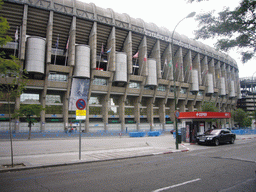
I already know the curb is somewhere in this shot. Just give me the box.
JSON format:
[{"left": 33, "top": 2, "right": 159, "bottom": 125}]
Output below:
[{"left": 0, "top": 149, "right": 189, "bottom": 173}]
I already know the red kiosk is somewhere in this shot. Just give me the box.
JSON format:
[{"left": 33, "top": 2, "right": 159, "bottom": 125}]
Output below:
[{"left": 177, "top": 112, "right": 231, "bottom": 143}]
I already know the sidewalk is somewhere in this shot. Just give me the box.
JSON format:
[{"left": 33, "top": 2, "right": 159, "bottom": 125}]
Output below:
[{"left": 0, "top": 134, "right": 255, "bottom": 172}]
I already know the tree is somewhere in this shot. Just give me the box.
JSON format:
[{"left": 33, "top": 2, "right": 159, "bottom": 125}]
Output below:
[
  {"left": 232, "top": 108, "right": 252, "bottom": 128},
  {"left": 15, "top": 105, "right": 44, "bottom": 140},
  {"left": 201, "top": 101, "right": 218, "bottom": 112},
  {"left": 189, "top": 0, "right": 256, "bottom": 63},
  {"left": 0, "top": 0, "right": 27, "bottom": 166}
]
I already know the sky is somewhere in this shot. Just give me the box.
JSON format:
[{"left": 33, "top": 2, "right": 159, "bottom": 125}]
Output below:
[{"left": 81, "top": 0, "right": 255, "bottom": 78}]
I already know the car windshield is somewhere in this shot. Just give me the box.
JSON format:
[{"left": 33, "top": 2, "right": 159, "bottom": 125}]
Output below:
[{"left": 204, "top": 129, "right": 221, "bottom": 135}]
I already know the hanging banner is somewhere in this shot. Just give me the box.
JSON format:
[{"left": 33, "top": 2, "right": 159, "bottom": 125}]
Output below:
[
  {"left": 177, "top": 112, "right": 231, "bottom": 119},
  {"left": 69, "top": 78, "right": 90, "bottom": 111}
]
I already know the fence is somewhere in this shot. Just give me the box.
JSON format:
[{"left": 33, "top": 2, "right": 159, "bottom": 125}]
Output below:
[{"left": 231, "top": 129, "right": 256, "bottom": 135}]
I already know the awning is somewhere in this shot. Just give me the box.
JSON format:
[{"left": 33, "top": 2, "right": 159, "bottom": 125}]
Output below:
[{"left": 177, "top": 112, "right": 231, "bottom": 119}]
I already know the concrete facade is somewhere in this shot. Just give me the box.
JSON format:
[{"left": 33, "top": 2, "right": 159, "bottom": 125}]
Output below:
[{"left": 0, "top": 0, "right": 239, "bottom": 132}]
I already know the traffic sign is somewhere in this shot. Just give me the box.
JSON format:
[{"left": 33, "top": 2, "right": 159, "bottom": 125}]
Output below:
[
  {"left": 76, "top": 99, "right": 86, "bottom": 110},
  {"left": 76, "top": 110, "right": 86, "bottom": 116},
  {"left": 174, "top": 110, "right": 180, "bottom": 118}
]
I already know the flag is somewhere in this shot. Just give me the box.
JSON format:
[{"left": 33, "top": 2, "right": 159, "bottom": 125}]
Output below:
[
  {"left": 175, "top": 62, "right": 178, "bottom": 68},
  {"left": 218, "top": 74, "right": 220, "bottom": 78},
  {"left": 164, "top": 59, "right": 167, "bottom": 65},
  {"left": 106, "top": 47, "right": 112, "bottom": 53},
  {"left": 205, "top": 70, "right": 208, "bottom": 75},
  {"left": 133, "top": 51, "right": 139, "bottom": 58},
  {"left": 100, "top": 43, "right": 104, "bottom": 55},
  {"left": 66, "top": 37, "right": 69, "bottom": 50},
  {"left": 190, "top": 65, "right": 192, "bottom": 70},
  {"left": 15, "top": 28, "right": 18, "bottom": 42},
  {"left": 143, "top": 54, "right": 147, "bottom": 62},
  {"left": 185, "top": 65, "right": 188, "bottom": 71},
  {"left": 180, "top": 65, "right": 183, "bottom": 69},
  {"left": 55, "top": 35, "right": 59, "bottom": 49}
]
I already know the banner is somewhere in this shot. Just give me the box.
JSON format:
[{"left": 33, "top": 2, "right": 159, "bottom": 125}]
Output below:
[
  {"left": 69, "top": 78, "right": 90, "bottom": 111},
  {"left": 177, "top": 112, "right": 231, "bottom": 119}
]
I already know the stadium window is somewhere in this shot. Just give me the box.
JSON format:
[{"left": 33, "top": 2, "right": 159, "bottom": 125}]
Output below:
[
  {"left": 92, "top": 77, "right": 108, "bottom": 86},
  {"left": 157, "top": 85, "right": 166, "bottom": 91},
  {"left": 129, "top": 81, "right": 140, "bottom": 89}
]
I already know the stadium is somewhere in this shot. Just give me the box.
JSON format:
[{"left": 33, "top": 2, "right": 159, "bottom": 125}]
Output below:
[{"left": 0, "top": 0, "right": 240, "bottom": 136}]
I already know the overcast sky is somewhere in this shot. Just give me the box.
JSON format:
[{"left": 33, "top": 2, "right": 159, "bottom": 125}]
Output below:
[{"left": 82, "top": 0, "right": 255, "bottom": 78}]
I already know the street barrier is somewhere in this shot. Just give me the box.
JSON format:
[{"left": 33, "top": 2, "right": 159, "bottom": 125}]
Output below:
[
  {"left": 129, "top": 132, "right": 146, "bottom": 137},
  {"left": 231, "top": 129, "right": 256, "bottom": 135},
  {"left": 147, "top": 131, "right": 161, "bottom": 136}
]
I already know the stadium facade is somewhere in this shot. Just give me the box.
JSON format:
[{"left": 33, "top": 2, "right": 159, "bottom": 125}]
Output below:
[{"left": 0, "top": 0, "right": 240, "bottom": 133}]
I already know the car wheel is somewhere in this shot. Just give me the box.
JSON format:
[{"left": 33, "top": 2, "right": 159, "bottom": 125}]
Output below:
[
  {"left": 230, "top": 137, "right": 235, "bottom": 144},
  {"left": 214, "top": 139, "right": 219, "bottom": 146}
]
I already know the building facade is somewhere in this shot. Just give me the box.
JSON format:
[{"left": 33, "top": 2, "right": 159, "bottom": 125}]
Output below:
[{"left": 0, "top": 0, "right": 240, "bottom": 133}]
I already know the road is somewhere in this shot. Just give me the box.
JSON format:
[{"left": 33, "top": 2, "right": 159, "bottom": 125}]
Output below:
[{"left": 1, "top": 139, "right": 255, "bottom": 192}]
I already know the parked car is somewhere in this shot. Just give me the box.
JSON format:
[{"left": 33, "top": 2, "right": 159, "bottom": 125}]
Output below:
[{"left": 196, "top": 129, "right": 236, "bottom": 146}]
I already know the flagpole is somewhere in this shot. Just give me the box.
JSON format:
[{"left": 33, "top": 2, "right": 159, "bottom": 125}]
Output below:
[
  {"left": 14, "top": 26, "right": 18, "bottom": 57},
  {"left": 54, "top": 34, "right": 59, "bottom": 65},
  {"left": 64, "top": 36, "right": 69, "bottom": 66}
]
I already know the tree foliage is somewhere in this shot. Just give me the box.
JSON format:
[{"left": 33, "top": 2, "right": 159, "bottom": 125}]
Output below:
[
  {"left": 189, "top": 0, "right": 256, "bottom": 63},
  {"left": 15, "top": 104, "right": 44, "bottom": 139},
  {"left": 232, "top": 108, "right": 252, "bottom": 127},
  {"left": 201, "top": 101, "right": 218, "bottom": 112}
]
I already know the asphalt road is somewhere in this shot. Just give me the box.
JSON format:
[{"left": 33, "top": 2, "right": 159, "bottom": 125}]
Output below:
[{"left": 1, "top": 140, "right": 256, "bottom": 192}]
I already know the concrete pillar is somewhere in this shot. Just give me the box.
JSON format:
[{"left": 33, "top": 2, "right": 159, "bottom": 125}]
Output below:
[
  {"left": 201, "top": 56, "right": 208, "bottom": 86},
  {"left": 63, "top": 67, "right": 74, "bottom": 131},
  {"left": 134, "top": 98, "right": 140, "bottom": 131},
  {"left": 107, "top": 27, "right": 116, "bottom": 71},
  {"left": 119, "top": 96, "right": 125, "bottom": 132},
  {"left": 40, "top": 91, "right": 46, "bottom": 132},
  {"left": 162, "top": 43, "right": 173, "bottom": 80},
  {"left": 193, "top": 54, "right": 201, "bottom": 85},
  {"left": 14, "top": 97, "right": 20, "bottom": 132},
  {"left": 184, "top": 50, "right": 192, "bottom": 83},
  {"left": 209, "top": 59, "right": 216, "bottom": 87},
  {"left": 46, "top": 11, "right": 53, "bottom": 64},
  {"left": 85, "top": 102, "right": 89, "bottom": 133},
  {"left": 101, "top": 95, "right": 108, "bottom": 131},
  {"left": 187, "top": 100, "right": 194, "bottom": 112},
  {"left": 151, "top": 40, "right": 161, "bottom": 79},
  {"left": 89, "top": 22, "right": 97, "bottom": 69},
  {"left": 138, "top": 36, "right": 147, "bottom": 76},
  {"left": 19, "top": 4, "right": 28, "bottom": 61},
  {"left": 158, "top": 99, "right": 165, "bottom": 131},
  {"left": 174, "top": 47, "right": 183, "bottom": 82},
  {"left": 68, "top": 16, "right": 76, "bottom": 66},
  {"left": 124, "top": 31, "right": 132, "bottom": 74},
  {"left": 147, "top": 98, "right": 154, "bottom": 131}
]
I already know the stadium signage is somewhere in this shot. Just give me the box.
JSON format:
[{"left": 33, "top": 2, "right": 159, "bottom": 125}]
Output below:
[{"left": 177, "top": 112, "right": 231, "bottom": 119}]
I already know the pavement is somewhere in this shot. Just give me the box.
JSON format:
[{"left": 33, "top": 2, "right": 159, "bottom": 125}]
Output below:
[{"left": 0, "top": 133, "right": 255, "bottom": 172}]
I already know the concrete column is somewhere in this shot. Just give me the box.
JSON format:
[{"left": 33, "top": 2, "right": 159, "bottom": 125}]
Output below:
[
  {"left": 107, "top": 27, "right": 116, "bottom": 71},
  {"left": 174, "top": 47, "right": 183, "bottom": 82},
  {"left": 187, "top": 100, "right": 194, "bottom": 112},
  {"left": 89, "top": 22, "right": 97, "bottom": 69},
  {"left": 178, "top": 100, "right": 186, "bottom": 112},
  {"left": 124, "top": 31, "right": 132, "bottom": 74},
  {"left": 147, "top": 98, "right": 154, "bottom": 131},
  {"left": 152, "top": 40, "right": 161, "bottom": 79},
  {"left": 170, "top": 100, "right": 175, "bottom": 123},
  {"left": 209, "top": 59, "right": 216, "bottom": 87},
  {"left": 193, "top": 54, "right": 201, "bottom": 85},
  {"left": 215, "top": 61, "right": 221, "bottom": 91},
  {"left": 119, "top": 96, "right": 125, "bottom": 132},
  {"left": 162, "top": 43, "right": 173, "bottom": 80},
  {"left": 46, "top": 11, "right": 53, "bottom": 64},
  {"left": 134, "top": 98, "right": 140, "bottom": 131},
  {"left": 40, "top": 91, "right": 46, "bottom": 132},
  {"left": 85, "top": 102, "right": 89, "bottom": 133},
  {"left": 201, "top": 56, "right": 208, "bottom": 86},
  {"left": 68, "top": 16, "right": 76, "bottom": 66},
  {"left": 20, "top": 4, "right": 28, "bottom": 60},
  {"left": 14, "top": 97, "right": 20, "bottom": 132},
  {"left": 158, "top": 99, "right": 165, "bottom": 131},
  {"left": 184, "top": 50, "right": 192, "bottom": 83},
  {"left": 138, "top": 36, "right": 147, "bottom": 76},
  {"left": 101, "top": 95, "right": 108, "bottom": 131},
  {"left": 63, "top": 66, "right": 74, "bottom": 131}
]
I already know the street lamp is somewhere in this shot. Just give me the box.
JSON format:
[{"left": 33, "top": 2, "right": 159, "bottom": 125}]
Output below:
[{"left": 171, "top": 12, "right": 196, "bottom": 150}]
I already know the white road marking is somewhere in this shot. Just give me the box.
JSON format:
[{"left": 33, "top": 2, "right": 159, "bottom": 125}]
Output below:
[{"left": 152, "top": 178, "right": 201, "bottom": 192}]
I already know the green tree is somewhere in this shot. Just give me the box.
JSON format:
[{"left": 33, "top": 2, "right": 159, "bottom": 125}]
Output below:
[
  {"left": 0, "top": 0, "right": 27, "bottom": 166},
  {"left": 189, "top": 0, "right": 256, "bottom": 63},
  {"left": 15, "top": 105, "right": 44, "bottom": 140},
  {"left": 201, "top": 101, "right": 218, "bottom": 112},
  {"left": 232, "top": 108, "right": 251, "bottom": 127}
]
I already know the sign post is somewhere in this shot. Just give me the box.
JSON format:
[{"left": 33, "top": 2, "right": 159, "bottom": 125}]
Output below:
[{"left": 76, "top": 99, "right": 86, "bottom": 160}]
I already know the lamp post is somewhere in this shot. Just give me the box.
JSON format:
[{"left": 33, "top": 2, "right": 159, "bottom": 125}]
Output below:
[{"left": 171, "top": 12, "right": 196, "bottom": 150}]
